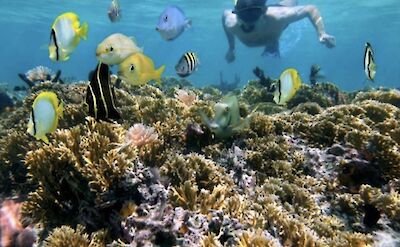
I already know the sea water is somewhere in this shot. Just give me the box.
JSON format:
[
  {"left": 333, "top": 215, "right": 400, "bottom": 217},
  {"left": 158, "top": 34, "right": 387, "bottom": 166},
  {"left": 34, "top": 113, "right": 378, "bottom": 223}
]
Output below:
[{"left": 0, "top": 0, "right": 399, "bottom": 91}]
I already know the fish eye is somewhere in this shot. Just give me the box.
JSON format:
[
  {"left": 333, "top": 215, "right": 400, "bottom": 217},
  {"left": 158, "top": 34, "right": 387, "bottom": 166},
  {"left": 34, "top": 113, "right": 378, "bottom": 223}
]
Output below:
[
  {"left": 164, "top": 15, "right": 168, "bottom": 22},
  {"left": 110, "top": 46, "right": 114, "bottom": 52},
  {"left": 130, "top": 65, "right": 135, "bottom": 71}
]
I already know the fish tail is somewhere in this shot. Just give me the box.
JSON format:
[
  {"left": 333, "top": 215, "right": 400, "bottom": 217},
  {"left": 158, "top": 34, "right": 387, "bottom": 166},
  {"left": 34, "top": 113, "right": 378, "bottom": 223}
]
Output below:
[
  {"left": 57, "top": 101, "right": 64, "bottom": 118},
  {"left": 78, "top": 22, "right": 89, "bottom": 40},
  {"left": 40, "top": 135, "right": 49, "bottom": 144},
  {"left": 155, "top": 65, "right": 166, "bottom": 85},
  {"left": 185, "top": 19, "right": 192, "bottom": 29}
]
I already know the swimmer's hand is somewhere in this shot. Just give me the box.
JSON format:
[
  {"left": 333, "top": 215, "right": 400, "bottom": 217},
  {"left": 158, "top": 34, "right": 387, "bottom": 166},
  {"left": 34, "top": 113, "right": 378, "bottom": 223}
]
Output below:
[
  {"left": 225, "top": 49, "right": 235, "bottom": 63},
  {"left": 319, "top": 33, "right": 336, "bottom": 48}
]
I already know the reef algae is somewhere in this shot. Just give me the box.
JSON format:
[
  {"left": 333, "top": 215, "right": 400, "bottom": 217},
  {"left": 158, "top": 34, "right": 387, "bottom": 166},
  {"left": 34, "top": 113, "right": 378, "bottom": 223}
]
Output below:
[{"left": 0, "top": 79, "right": 399, "bottom": 246}]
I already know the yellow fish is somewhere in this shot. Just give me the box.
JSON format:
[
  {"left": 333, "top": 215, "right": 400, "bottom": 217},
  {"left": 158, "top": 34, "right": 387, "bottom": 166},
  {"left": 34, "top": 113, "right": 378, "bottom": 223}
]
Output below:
[
  {"left": 49, "top": 12, "right": 88, "bottom": 61},
  {"left": 27, "top": 91, "right": 63, "bottom": 143},
  {"left": 272, "top": 68, "right": 302, "bottom": 105},
  {"left": 118, "top": 53, "right": 165, "bottom": 86}
]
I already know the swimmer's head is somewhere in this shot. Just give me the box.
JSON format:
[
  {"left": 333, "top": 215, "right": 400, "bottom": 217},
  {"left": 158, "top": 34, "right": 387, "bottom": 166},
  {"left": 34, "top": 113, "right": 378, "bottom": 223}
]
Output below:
[{"left": 233, "top": 0, "right": 267, "bottom": 24}]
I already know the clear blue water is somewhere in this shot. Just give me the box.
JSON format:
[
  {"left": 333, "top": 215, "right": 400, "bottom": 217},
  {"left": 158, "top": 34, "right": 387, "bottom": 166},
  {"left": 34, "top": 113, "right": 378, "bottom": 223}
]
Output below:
[{"left": 1, "top": 0, "right": 399, "bottom": 91}]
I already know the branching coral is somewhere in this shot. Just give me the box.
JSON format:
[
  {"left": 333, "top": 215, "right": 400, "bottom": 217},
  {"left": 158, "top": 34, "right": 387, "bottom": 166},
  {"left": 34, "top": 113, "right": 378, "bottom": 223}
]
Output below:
[
  {"left": 175, "top": 89, "right": 198, "bottom": 107},
  {"left": 43, "top": 225, "right": 106, "bottom": 247},
  {"left": 0, "top": 78, "right": 398, "bottom": 247},
  {"left": 21, "top": 118, "right": 167, "bottom": 239}
]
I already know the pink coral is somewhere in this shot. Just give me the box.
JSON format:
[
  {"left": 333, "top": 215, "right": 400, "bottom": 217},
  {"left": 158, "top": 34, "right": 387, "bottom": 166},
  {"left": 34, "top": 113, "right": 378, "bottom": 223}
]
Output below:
[
  {"left": 126, "top": 124, "right": 158, "bottom": 148},
  {"left": 175, "top": 89, "right": 198, "bottom": 107},
  {"left": 0, "top": 200, "right": 36, "bottom": 247}
]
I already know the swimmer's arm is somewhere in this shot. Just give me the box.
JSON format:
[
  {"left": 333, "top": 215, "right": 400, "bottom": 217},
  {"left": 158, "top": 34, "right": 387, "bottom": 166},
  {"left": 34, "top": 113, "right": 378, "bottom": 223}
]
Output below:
[
  {"left": 276, "top": 5, "right": 327, "bottom": 38},
  {"left": 222, "top": 10, "right": 235, "bottom": 52}
]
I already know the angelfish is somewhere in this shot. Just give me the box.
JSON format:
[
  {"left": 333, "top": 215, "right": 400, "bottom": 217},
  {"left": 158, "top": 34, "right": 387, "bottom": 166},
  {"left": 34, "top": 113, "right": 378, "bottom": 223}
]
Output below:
[
  {"left": 86, "top": 63, "right": 121, "bottom": 121},
  {"left": 272, "top": 68, "right": 302, "bottom": 105},
  {"left": 49, "top": 12, "right": 88, "bottom": 61},
  {"left": 27, "top": 91, "right": 63, "bottom": 143},
  {"left": 156, "top": 5, "right": 191, "bottom": 41},
  {"left": 364, "top": 42, "right": 376, "bottom": 82}
]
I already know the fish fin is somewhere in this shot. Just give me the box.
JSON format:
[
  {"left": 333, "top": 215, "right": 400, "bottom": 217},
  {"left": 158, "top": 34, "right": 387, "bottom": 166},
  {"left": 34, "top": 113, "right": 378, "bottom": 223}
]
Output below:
[
  {"left": 108, "top": 86, "right": 121, "bottom": 120},
  {"left": 57, "top": 101, "right": 64, "bottom": 118},
  {"left": 199, "top": 110, "right": 212, "bottom": 129},
  {"left": 155, "top": 65, "right": 166, "bottom": 85},
  {"left": 185, "top": 19, "right": 192, "bottom": 29},
  {"left": 40, "top": 135, "right": 50, "bottom": 144},
  {"left": 78, "top": 22, "right": 89, "bottom": 40}
]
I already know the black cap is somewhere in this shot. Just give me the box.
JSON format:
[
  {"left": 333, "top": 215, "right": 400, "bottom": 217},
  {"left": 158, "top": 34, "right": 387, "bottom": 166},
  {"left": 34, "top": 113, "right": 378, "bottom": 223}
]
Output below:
[{"left": 234, "top": 0, "right": 266, "bottom": 12}]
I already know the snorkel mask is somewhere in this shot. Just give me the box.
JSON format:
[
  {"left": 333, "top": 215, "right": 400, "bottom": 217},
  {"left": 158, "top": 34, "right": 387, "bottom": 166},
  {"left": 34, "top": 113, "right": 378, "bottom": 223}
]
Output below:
[{"left": 233, "top": 0, "right": 266, "bottom": 24}]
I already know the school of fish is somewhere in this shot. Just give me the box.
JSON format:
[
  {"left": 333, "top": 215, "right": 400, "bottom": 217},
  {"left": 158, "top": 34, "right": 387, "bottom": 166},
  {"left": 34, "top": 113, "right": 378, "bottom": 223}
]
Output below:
[{"left": 26, "top": 1, "right": 377, "bottom": 143}]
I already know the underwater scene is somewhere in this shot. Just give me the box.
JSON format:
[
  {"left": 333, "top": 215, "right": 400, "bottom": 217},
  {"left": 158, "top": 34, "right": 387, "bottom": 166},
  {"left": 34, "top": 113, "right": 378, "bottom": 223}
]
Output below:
[{"left": 0, "top": 0, "right": 400, "bottom": 246}]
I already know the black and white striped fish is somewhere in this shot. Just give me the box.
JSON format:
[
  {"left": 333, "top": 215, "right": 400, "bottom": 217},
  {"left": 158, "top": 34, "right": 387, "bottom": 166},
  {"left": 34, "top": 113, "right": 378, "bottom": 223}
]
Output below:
[
  {"left": 86, "top": 63, "right": 121, "bottom": 121},
  {"left": 364, "top": 42, "right": 376, "bottom": 82},
  {"left": 175, "top": 52, "right": 199, "bottom": 78}
]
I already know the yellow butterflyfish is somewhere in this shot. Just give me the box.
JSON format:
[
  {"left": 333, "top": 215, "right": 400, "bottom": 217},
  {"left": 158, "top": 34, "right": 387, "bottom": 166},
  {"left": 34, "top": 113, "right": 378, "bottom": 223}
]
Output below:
[
  {"left": 49, "top": 12, "right": 88, "bottom": 61},
  {"left": 27, "top": 91, "right": 63, "bottom": 143},
  {"left": 273, "top": 68, "right": 302, "bottom": 105}
]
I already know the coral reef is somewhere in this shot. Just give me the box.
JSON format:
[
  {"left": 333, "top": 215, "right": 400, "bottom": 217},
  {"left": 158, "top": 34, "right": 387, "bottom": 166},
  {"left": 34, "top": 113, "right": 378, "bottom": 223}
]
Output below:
[
  {"left": 0, "top": 199, "right": 37, "bottom": 247},
  {"left": 0, "top": 78, "right": 399, "bottom": 246}
]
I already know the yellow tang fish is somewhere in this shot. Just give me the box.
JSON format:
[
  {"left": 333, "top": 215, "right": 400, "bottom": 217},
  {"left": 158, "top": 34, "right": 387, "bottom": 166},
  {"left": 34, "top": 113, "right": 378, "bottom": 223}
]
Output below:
[
  {"left": 27, "top": 91, "right": 63, "bottom": 143},
  {"left": 273, "top": 68, "right": 302, "bottom": 105},
  {"left": 49, "top": 12, "right": 88, "bottom": 61},
  {"left": 118, "top": 53, "right": 165, "bottom": 86}
]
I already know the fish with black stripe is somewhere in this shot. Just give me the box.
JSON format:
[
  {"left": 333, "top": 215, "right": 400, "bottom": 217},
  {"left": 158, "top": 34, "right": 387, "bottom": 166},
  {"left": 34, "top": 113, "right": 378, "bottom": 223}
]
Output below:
[
  {"left": 48, "top": 12, "right": 88, "bottom": 62},
  {"left": 175, "top": 52, "right": 199, "bottom": 78},
  {"left": 27, "top": 91, "right": 63, "bottom": 143},
  {"left": 271, "top": 68, "right": 302, "bottom": 105},
  {"left": 86, "top": 63, "right": 121, "bottom": 121},
  {"left": 364, "top": 42, "right": 376, "bottom": 82}
]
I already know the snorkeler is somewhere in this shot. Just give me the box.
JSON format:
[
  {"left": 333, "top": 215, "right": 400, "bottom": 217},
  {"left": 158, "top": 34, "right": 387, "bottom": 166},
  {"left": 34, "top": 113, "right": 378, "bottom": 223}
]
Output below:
[{"left": 223, "top": 0, "right": 336, "bottom": 62}]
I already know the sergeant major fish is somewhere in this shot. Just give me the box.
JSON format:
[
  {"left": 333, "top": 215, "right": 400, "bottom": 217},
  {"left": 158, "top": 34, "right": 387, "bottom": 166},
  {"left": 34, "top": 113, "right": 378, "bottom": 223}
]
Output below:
[
  {"left": 272, "top": 68, "right": 302, "bottom": 105},
  {"left": 86, "top": 63, "right": 121, "bottom": 121},
  {"left": 156, "top": 5, "right": 191, "bottom": 41},
  {"left": 364, "top": 42, "right": 376, "bottom": 82},
  {"left": 118, "top": 53, "right": 165, "bottom": 86},
  {"left": 96, "top": 33, "right": 143, "bottom": 65},
  {"left": 27, "top": 91, "right": 63, "bottom": 143},
  {"left": 175, "top": 52, "right": 199, "bottom": 78},
  {"left": 108, "top": 0, "right": 121, "bottom": 23},
  {"left": 49, "top": 12, "right": 88, "bottom": 61}
]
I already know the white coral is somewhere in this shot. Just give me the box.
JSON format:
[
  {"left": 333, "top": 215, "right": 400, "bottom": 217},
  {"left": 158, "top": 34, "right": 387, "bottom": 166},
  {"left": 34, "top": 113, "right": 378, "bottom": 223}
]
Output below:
[
  {"left": 125, "top": 124, "right": 158, "bottom": 148},
  {"left": 26, "top": 66, "right": 53, "bottom": 82},
  {"left": 175, "top": 89, "right": 198, "bottom": 107}
]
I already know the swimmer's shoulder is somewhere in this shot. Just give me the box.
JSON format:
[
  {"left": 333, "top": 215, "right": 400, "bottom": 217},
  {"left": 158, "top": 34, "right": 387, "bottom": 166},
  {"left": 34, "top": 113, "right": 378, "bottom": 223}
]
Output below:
[{"left": 223, "top": 9, "right": 238, "bottom": 28}]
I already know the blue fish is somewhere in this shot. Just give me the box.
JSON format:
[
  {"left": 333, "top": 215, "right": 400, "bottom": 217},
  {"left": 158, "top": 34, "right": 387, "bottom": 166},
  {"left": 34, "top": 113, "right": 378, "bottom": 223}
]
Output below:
[{"left": 156, "top": 5, "right": 191, "bottom": 41}]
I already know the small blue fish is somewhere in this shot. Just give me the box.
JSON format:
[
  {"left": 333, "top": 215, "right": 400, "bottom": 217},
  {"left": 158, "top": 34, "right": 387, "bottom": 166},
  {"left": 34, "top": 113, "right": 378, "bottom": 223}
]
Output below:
[{"left": 156, "top": 5, "right": 191, "bottom": 41}]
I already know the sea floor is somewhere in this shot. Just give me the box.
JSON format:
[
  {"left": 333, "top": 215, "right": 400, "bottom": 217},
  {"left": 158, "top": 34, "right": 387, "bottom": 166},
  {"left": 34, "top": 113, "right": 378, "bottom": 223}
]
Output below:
[{"left": 0, "top": 76, "right": 400, "bottom": 246}]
